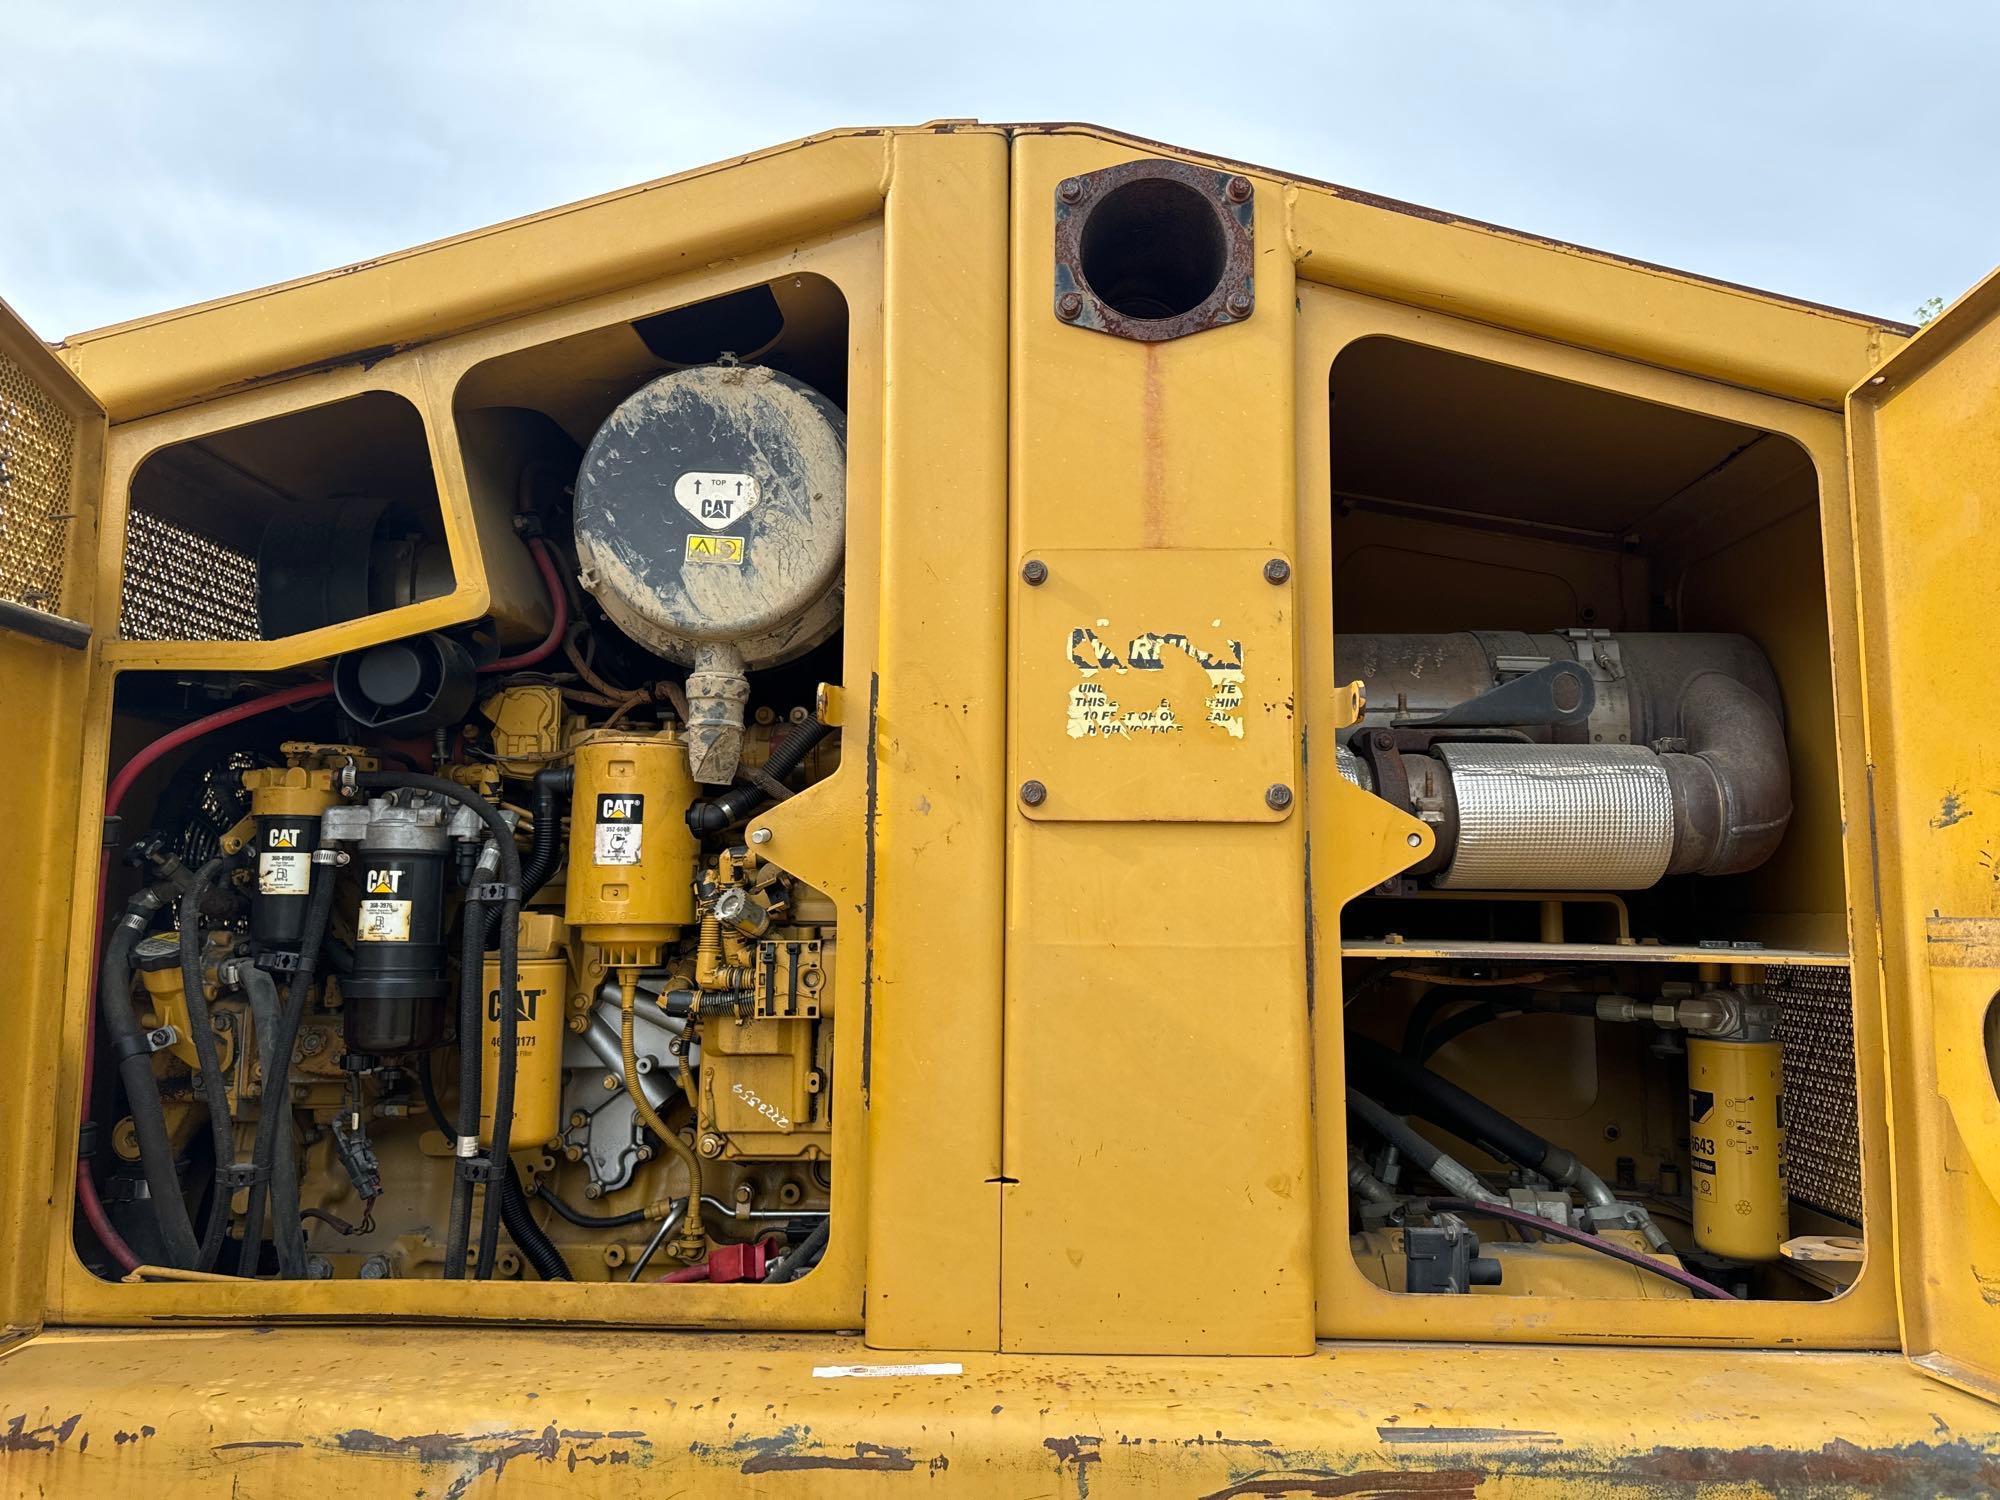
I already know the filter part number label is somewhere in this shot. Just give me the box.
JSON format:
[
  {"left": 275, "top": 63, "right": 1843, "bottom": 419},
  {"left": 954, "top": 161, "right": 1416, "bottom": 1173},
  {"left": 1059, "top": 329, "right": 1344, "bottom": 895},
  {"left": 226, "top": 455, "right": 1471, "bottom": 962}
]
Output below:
[
  {"left": 357, "top": 898, "right": 412, "bottom": 942},
  {"left": 595, "top": 792, "right": 645, "bottom": 865},
  {"left": 674, "top": 470, "right": 760, "bottom": 526},
  {"left": 258, "top": 850, "right": 310, "bottom": 895}
]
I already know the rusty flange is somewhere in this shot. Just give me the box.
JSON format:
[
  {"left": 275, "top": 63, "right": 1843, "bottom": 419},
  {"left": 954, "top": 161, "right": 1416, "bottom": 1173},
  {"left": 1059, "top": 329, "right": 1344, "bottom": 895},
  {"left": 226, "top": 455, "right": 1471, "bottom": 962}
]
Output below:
[{"left": 1052, "top": 159, "right": 1255, "bottom": 343}]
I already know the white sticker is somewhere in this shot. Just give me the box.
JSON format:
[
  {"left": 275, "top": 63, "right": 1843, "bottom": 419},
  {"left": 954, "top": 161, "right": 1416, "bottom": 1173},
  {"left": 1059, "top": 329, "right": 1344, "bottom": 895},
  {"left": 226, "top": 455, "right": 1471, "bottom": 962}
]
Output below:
[
  {"left": 258, "top": 850, "right": 310, "bottom": 895},
  {"left": 595, "top": 821, "right": 643, "bottom": 866},
  {"left": 811, "top": 1363, "right": 964, "bottom": 1380},
  {"left": 674, "top": 470, "right": 760, "bottom": 527},
  {"left": 357, "top": 898, "right": 412, "bottom": 942}
]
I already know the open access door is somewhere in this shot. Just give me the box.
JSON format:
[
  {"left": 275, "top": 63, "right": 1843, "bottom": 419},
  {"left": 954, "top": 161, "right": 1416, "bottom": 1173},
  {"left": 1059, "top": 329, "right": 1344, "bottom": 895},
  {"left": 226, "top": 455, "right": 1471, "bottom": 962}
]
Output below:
[
  {"left": 0, "top": 295, "right": 104, "bottom": 1330},
  {"left": 1848, "top": 265, "right": 2000, "bottom": 1400}
]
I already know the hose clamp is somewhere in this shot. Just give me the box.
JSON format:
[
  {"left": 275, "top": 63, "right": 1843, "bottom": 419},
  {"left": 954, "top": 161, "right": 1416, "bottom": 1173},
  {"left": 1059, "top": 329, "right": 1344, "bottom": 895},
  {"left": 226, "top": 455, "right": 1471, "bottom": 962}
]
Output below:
[
  {"left": 255, "top": 949, "right": 304, "bottom": 973},
  {"left": 111, "top": 1025, "right": 179, "bottom": 1062},
  {"left": 455, "top": 1134, "right": 482, "bottom": 1159},
  {"left": 311, "top": 847, "right": 348, "bottom": 866},
  {"left": 467, "top": 882, "right": 520, "bottom": 904},
  {"left": 218, "top": 1161, "right": 269, "bottom": 1191}
]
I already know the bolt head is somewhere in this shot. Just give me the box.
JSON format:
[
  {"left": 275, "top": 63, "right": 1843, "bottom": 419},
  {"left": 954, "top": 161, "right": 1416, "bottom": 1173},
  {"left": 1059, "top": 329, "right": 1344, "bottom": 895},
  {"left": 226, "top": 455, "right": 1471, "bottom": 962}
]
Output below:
[
  {"left": 749, "top": 826, "right": 773, "bottom": 845},
  {"left": 1262, "top": 557, "right": 1290, "bottom": 585},
  {"left": 1226, "top": 174, "right": 1253, "bottom": 204},
  {"left": 1225, "top": 291, "right": 1253, "bottom": 319},
  {"left": 1021, "top": 558, "right": 1048, "bottom": 586},
  {"left": 1406, "top": 832, "right": 1423, "bottom": 847},
  {"left": 1019, "top": 779, "right": 1048, "bottom": 808},
  {"left": 1058, "top": 177, "right": 1084, "bottom": 204},
  {"left": 698, "top": 1132, "right": 726, "bottom": 1159},
  {"left": 1265, "top": 783, "right": 1294, "bottom": 812},
  {"left": 1056, "top": 291, "right": 1084, "bottom": 321}
]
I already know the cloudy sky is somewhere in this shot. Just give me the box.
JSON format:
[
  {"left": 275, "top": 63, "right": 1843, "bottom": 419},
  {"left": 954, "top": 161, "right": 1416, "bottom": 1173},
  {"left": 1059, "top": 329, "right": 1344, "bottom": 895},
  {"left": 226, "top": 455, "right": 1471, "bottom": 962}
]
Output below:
[{"left": 2, "top": 2, "right": 1995, "bottom": 340}]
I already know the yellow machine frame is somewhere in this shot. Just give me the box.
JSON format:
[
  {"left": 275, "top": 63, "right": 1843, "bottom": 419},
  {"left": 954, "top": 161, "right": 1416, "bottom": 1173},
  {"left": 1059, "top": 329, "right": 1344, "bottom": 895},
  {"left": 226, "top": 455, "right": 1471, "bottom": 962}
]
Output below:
[{"left": 4, "top": 122, "right": 1999, "bottom": 1492}]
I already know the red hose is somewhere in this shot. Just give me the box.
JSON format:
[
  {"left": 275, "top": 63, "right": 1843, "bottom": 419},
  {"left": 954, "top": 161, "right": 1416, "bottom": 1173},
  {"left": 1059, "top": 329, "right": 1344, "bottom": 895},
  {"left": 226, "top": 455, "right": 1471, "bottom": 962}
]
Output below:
[
  {"left": 76, "top": 538, "right": 565, "bottom": 1271},
  {"left": 483, "top": 540, "right": 567, "bottom": 674},
  {"left": 657, "top": 1263, "right": 711, "bottom": 1283}
]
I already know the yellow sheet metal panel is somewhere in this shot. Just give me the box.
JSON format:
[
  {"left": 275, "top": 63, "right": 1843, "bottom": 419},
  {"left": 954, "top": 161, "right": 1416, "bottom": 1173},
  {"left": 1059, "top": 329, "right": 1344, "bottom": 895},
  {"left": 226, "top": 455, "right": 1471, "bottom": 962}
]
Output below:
[
  {"left": 864, "top": 129, "right": 1010, "bottom": 1350},
  {"left": 1003, "top": 136, "right": 1311, "bottom": 1354},
  {"left": 1847, "top": 265, "right": 2000, "bottom": 1400},
  {"left": 4, "top": 1329, "right": 1999, "bottom": 1495}
]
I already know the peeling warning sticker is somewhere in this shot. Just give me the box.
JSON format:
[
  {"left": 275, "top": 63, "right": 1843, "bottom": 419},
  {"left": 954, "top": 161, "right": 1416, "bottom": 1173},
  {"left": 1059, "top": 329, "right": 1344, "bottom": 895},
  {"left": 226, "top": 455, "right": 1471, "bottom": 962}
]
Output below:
[
  {"left": 1064, "top": 626, "right": 1245, "bottom": 740},
  {"left": 357, "top": 899, "right": 412, "bottom": 943},
  {"left": 674, "top": 470, "right": 760, "bottom": 526},
  {"left": 685, "top": 533, "right": 746, "bottom": 565}
]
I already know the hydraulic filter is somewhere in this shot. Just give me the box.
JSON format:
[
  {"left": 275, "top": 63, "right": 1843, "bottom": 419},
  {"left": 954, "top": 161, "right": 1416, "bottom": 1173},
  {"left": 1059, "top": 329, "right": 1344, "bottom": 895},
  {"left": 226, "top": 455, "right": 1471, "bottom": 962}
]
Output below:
[
  {"left": 565, "top": 728, "right": 699, "bottom": 965},
  {"left": 480, "top": 912, "right": 567, "bottom": 1149},
  {"left": 344, "top": 800, "right": 450, "bottom": 1052},
  {"left": 1687, "top": 1034, "right": 1789, "bottom": 1261}
]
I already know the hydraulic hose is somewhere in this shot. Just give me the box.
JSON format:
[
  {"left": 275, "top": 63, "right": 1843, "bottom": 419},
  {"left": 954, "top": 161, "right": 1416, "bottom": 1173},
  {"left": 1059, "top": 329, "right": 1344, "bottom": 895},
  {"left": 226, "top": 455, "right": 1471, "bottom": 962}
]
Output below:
[
  {"left": 445, "top": 886, "right": 488, "bottom": 1280},
  {"left": 1347, "top": 1089, "right": 1505, "bottom": 1206},
  {"left": 685, "top": 719, "right": 831, "bottom": 836},
  {"left": 767, "top": 1216, "right": 830, "bottom": 1284},
  {"left": 238, "top": 856, "right": 338, "bottom": 1277},
  {"left": 1347, "top": 1033, "right": 1621, "bottom": 1212},
  {"left": 178, "top": 856, "right": 243, "bottom": 1272},
  {"left": 536, "top": 1186, "right": 647, "bottom": 1229},
  {"left": 96, "top": 883, "right": 201, "bottom": 1269},
  {"left": 481, "top": 766, "right": 570, "bottom": 949},
  {"left": 499, "top": 1162, "right": 572, "bottom": 1281},
  {"left": 352, "top": 770, "right": 522, "bottom": 1281},
  {"left": 619, "top": 973, "right": 704, "bottom": 1256},
  {"left": 234, "top": 964, "right": 301, "bottom": 1279}
]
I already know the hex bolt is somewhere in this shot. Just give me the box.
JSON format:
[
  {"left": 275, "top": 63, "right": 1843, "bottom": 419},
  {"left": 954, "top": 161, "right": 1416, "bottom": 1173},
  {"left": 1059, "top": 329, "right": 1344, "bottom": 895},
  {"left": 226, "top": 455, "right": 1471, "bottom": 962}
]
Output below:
[
  {"left": 698, "top": 1132, "right": 726, "bottom": 1159},
  {"left": 1058, "top": 177, "right": 1084, "bottom": 204},
  {"left": 1019, "top": 779, "right": 1048, "bottom": 808},
  {"left": 1263, "top": 557, "right": 1291, "bottom": 585},
  {"left": 1226, "top": 291, "right": 1253, "bottom": 319},
  {"left": 1226, "top": 174, "right": 1253, "bottom": 204},
  {"left": 1265, "top": 783, "right": 1294, "bottom": 812},
  {"left": 1021, "top": 558, "right": 1049, "bottom": 586},
  {"left": 1056, "top": 291, "right": 1085, "bottom": 321}
]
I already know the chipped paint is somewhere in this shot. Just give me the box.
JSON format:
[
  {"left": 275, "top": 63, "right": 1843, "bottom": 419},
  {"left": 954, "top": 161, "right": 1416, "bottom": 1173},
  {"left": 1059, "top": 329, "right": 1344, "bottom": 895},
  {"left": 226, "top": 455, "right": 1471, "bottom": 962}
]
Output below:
[
  {"left": 1066, "top": 626, "right": 1246, "bottom": 740},
  {"left": 1933, "top": 787, "right": 1971, "bottom": 828}
]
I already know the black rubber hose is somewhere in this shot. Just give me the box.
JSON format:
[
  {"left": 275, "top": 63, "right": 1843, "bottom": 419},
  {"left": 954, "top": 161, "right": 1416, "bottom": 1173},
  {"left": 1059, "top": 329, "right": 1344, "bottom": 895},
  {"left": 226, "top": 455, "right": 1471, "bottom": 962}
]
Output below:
[
  {"left": 354, "top": 771, "right": 522, "bottom": 1282},
  {"left": 1416, "top": 993, "right": 1600, "bottom": 1062},
  {"left": 769, "top": 1215, "right": 830, "bottom": 1284},
  {"left": 499, "top": 1162, "right": 572, "bottom": 1281},
  {"left": 1347, "top": 1087, "right": 1449, "bottom": 1178},
  {"left": 444, "top": 894, "right": 486, "bottom": 1280},
  {"left": 234, "top": 964, "right": 301, "bottom": 1278},
  {"left": 481, "top": 766, "right": 570, "bottom": 949},
  {"left": 238, "top": 859, "right": 338, "bottom": 1277},
  {"left": 685, "top": 720, "right": 831, "bottom": 836},
  {"left": 97, "top": 883, "right": 201, "bottom": 1269},
  {"left": 177, "top": 856, "right": 243, "bottom": 1272},
  {"left": 1400, "top": 986, "right": 1535, "bottom": 1060},
  {"left": 1347, "top": 1032, "right": 1555, "bottom": 1173},
  {"left": 534, "top": 1185, "right": 647, "bottom": 1229}
]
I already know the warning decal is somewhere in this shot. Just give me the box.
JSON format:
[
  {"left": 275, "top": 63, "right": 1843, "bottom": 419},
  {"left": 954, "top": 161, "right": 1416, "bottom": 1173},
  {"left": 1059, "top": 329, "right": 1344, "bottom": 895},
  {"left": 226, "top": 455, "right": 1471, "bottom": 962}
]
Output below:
[{"left": 685, "top": 533, "right": 746, "bottom": 565}]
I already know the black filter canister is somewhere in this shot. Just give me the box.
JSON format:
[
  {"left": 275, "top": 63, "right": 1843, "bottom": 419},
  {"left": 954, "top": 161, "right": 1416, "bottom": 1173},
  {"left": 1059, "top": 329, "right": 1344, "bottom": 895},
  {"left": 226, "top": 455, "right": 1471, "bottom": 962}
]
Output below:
[
  {"left": 345, "top": 804, "right": 450, "bottom": 1052},
  {"left": 251, "top": 813, "right": 320, "bottom": 947}
]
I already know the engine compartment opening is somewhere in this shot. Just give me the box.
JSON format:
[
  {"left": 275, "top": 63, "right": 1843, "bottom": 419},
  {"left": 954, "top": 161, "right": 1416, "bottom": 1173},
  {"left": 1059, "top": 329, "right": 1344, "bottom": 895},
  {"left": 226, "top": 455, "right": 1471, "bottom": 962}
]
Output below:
[{"left": 1328, "top": 337, "right": 1864, "bottom": 1306}]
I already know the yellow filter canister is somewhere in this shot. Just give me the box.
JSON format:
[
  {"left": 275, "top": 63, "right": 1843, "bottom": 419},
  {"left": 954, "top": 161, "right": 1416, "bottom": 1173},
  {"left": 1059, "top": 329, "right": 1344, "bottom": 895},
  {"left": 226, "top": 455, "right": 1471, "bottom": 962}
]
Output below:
[
  {"left": 1687, "top": 1036, "right": 1789, "bottom": 1261},
  {"left": 564, "top": 728, "right": 698, "bottom": 958},
  {"left": 480, "top": 914, "right": 568, "bottom": 1149}
]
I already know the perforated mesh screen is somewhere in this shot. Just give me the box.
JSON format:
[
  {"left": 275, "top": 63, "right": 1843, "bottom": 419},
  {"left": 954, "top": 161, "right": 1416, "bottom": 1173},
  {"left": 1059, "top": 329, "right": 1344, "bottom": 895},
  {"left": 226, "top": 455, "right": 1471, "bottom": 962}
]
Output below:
[
  {"left": 0, "top": 348, "right": 77, "bottom": 613},
  {"left": 118, "top": 507, "right": 261, "bottom": 642},
  {"left": 1770, "top": 964, "right": 1862, "bottom": 1225}
]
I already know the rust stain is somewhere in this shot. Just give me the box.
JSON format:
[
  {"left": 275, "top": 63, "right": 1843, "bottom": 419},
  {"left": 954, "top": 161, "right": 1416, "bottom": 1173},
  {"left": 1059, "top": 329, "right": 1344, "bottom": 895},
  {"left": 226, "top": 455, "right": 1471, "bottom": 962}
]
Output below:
[
  {"left": 729, "top": 1426, "right": 923, "bottom": 1475},
  {"left": 1142, "top": 343, "right": 1166, "bottom": 547},
  {"left": 1200, "top": 1471, "right": 1482, "bottom": 1499},
  {"left": 1620, "top": 1436, "right": 2000, "bottom": 1493},
  {"left": 1375, "top": 1427, "right": 1558, "bottom": 1446},
  {"left": 113, "top": 1425, "right": 157, "bottom": 1445},
  {"left": 213, "top": 1439, "right": 303, "bottom": 1451},
  {"left": 0, "top": 1414, "right": 82, "bottom": 1452}
]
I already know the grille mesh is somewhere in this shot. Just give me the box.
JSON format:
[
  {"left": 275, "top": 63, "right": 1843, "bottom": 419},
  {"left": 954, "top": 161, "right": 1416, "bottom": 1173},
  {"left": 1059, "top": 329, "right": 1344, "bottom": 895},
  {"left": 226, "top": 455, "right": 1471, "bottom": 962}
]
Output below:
[
  {"left": 118, "top": 508, "right": 262, "bottom": 642},
  {"left": 1770, "top": 964, "right": 1862, "bottom": 1225},
  {"left": 0, "top": 348, "right": 77, "bottom": 613}
]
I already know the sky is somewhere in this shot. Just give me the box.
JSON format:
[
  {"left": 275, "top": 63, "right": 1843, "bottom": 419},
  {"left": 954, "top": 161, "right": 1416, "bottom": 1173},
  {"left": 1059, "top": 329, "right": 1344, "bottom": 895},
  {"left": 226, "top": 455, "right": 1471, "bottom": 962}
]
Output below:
[{"left": 2, "top": 2, "right": 1996, "bottom": 341}]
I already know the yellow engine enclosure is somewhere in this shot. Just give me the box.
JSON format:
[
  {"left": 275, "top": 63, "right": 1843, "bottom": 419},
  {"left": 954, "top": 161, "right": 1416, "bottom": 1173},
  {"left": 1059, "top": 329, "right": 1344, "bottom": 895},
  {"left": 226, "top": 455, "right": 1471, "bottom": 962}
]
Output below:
[{"left": 3, "top": 119, "right": 2000, "bottom": 1494}]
